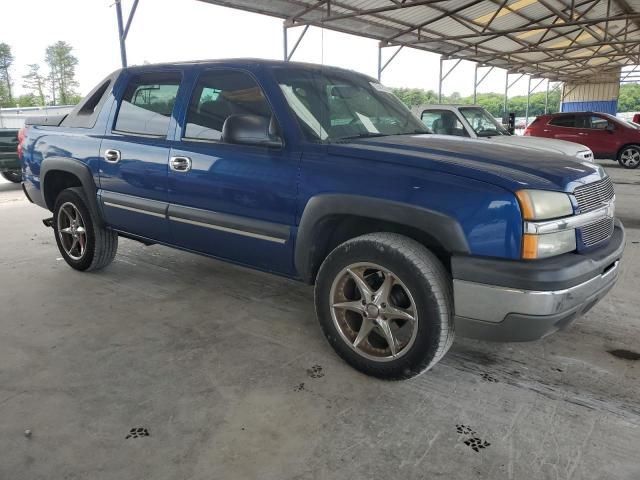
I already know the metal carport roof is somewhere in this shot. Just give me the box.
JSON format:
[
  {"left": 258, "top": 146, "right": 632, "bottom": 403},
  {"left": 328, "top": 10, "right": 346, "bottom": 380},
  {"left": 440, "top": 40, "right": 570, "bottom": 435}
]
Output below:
[{"left": 197, "top": 0, "right": 640, "bottom": 82}]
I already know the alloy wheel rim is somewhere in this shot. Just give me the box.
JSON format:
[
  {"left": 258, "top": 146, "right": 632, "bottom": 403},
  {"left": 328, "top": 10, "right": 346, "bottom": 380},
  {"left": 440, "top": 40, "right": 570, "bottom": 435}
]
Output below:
[
  {"left": 621, "top": 148, "right": 640, "bottom": 167},
  {"left": 329, "top": 262, "right": 418, "bottom": 362},
  {"left": 57, "top": 202, "right": 87, "bottom": 261}
]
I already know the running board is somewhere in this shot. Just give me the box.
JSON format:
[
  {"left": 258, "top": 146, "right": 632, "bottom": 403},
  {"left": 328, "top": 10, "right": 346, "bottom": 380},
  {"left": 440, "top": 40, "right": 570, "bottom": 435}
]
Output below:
[{"left": 42, "top": 217, "right": 54, "bottom": 228}]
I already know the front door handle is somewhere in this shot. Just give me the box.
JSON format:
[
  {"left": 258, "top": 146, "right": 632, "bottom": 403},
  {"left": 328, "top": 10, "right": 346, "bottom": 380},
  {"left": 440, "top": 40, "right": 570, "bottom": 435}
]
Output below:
[
  {"left": 104, "top": 149, "right": 121, "bottom": 163},
  {"left": 170, "top": 156, "right": 192, "bottom": 172}
]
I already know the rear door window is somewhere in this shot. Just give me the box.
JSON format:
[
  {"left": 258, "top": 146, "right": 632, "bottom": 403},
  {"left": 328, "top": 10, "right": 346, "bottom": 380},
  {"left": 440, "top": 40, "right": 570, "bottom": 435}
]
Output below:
[
  {"left": 549, "top": 115, "right": 576, "bottom": 128},
  {"left": 114, "top": 72, "right": 182, "bottom": 137}
]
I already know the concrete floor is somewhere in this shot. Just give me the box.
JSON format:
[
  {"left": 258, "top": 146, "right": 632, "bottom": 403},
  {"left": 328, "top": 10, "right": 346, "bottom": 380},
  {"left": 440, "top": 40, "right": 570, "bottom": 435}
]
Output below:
[{"left": 0, "top": 160, "right": 639, "bottom": 480}]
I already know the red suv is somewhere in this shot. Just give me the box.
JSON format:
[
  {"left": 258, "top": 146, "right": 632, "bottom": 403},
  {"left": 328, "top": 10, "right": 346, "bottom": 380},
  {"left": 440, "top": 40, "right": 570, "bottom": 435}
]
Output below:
[{"left": 524, "top": 112, "right": 640, "bottom": 169}]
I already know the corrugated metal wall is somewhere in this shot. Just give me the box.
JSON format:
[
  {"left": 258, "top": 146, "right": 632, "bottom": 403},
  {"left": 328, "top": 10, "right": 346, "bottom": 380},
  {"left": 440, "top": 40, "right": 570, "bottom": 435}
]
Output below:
[{"left": 560, "top": 68, "right": 620, "bottom": 114}]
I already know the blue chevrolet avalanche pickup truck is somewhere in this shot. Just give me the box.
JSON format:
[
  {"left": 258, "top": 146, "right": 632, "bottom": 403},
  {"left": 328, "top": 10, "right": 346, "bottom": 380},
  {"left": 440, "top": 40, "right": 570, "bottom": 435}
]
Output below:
[{"left": 19, "top": 59, "right": 624, "bottom": 379}]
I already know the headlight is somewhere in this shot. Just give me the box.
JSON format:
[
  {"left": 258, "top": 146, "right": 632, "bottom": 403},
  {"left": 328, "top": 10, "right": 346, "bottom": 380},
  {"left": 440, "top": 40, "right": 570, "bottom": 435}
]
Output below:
[
  {"left": 515, "top": 190, "right": 573, "bottom": 220},
  {"left": 522, "top": 230, "right": 576, "bottom": 259},
  {"left": 516, "top": 189, "right": 576, "bottom": 259},
  {"left": 580, "top": 149, "right": 594, "bottom": 162}
]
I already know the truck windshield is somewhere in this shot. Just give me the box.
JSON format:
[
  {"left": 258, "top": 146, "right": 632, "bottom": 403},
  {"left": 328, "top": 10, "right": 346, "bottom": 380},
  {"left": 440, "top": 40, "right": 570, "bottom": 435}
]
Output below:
[
  {"left": 459, "top": 107, "right": 509, "bottom": 137},
  {"left": 274, "top": 67, "right": 429, "bottom": 142}
]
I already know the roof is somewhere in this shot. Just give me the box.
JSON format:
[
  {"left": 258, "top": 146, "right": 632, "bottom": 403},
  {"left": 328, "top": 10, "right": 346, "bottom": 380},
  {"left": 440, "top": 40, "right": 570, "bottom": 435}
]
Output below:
[
  {"left": 198, "top": 0, "right": 640, "bottom": 82},
  {"left": 124, "top": 57, "right": 374, "bottom": 76}
]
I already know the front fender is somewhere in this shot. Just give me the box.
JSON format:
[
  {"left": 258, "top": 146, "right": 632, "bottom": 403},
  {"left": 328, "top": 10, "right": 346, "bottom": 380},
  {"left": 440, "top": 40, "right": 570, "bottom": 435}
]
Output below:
[{"left": 294, "top": 194, "right": 470, "bottom": 283}]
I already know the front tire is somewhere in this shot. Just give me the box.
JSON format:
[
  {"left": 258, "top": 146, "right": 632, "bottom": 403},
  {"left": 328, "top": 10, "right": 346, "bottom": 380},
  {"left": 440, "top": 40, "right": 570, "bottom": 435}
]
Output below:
[
  {"left": 1, "top": 171, "right": 21, "bottom": 183},
  {"left": 53, "top": 187, "right": 118, "bottom": 271},
  {"left": 314, "top": 233, "right": 454, "bottom": 380},
  {"left": 618, "top": 145, "right": 640, "bottom": 169}
]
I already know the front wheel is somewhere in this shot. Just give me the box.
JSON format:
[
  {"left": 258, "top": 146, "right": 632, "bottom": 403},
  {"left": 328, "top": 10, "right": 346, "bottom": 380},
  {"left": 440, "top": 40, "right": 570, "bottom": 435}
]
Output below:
[
  {"left": 314, "top": 233, "right": 454, "bottom": 380},
  {"left": 618, "top": 146, "right": 640, "bottom": 169},
  {"left": 1, "top": 171, "right": 22, "bottom": 183},
  {"left": 53, "top": 187, "right": 118, "bottom": 271}
]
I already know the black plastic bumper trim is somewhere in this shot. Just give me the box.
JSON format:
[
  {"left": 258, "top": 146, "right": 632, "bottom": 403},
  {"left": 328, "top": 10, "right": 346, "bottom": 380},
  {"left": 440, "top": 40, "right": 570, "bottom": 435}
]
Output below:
[{"left": 452, "top": 220, "right": 625, "bottom": 292}]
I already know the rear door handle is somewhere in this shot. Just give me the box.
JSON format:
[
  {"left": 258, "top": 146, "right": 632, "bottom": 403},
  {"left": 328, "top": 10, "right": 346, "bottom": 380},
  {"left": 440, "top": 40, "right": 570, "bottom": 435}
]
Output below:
[
  {"left": 170, "top": 156, "right": 192, "bottom": 172},
  {"left": 103, "top": 149, "right": 121, "bottom": 163},
  {"left": 542, "top": 129, "right": 551, "bottom": 133}
]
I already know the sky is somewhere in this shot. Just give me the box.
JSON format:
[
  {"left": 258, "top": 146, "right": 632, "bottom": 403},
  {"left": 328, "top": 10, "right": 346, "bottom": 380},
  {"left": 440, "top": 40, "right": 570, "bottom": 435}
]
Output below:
[{"left": 1, "top": 0, "right": 534, "bottom": 100}]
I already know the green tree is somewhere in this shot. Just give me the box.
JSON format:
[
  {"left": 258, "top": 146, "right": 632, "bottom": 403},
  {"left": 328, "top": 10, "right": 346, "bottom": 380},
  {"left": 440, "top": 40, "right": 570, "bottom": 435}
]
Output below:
[
  {"left": 16, "top": 93, "right": 37, "bottom": 107},
  {"left": 0, "top": 43, "right": 14, "bottom": 106},
  {"left": 22, "top": 64, "right": 47, "bottom": 106},
  {"left": 392, "top": 88, "right": 438, "bottom": 107},
  {"left": 617, "top": 83, "right": 640, "bottom": 112},
  {"left": 392, "top": 86, "right": 562, "bottom": 118},
  {"left": 45, "top": 41, "right": 79, "bottom": 105}
]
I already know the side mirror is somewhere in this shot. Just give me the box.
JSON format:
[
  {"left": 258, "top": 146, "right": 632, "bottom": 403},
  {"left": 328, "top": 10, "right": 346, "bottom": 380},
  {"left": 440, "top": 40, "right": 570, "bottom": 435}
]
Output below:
[
  {"left": 606, "top": 123, "right": 615, "bottom": 132},
  {"left": 222, "top": 114, "right": 283, "bottom": 148}
]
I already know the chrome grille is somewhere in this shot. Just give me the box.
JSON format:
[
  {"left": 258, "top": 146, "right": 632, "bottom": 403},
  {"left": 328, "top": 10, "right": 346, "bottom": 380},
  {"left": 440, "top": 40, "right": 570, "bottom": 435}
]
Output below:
[
  {"left": 581, "top": 217, "right": 614, "bottom": 247},
  {"left": 573, "top": 177, "right": 614, "bottom": 213}
]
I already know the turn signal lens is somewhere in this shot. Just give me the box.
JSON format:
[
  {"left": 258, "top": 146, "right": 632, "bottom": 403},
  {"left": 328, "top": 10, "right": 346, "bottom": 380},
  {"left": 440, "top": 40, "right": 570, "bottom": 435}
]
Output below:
[
  {"left": 522, "top": 234, "right": 539, "bottom": 259},
  {"left": 522, "top": 230, "right": 576, "bottom": 259}
]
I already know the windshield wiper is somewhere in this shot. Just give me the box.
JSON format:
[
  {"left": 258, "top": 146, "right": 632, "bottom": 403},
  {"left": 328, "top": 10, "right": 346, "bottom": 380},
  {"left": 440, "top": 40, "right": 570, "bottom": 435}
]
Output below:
[
  {"left": 335, "top": 132, "right": 390, "bottom": 141},
  {"left": 377, "top": 129, "right": 431, "bottom": 137}
]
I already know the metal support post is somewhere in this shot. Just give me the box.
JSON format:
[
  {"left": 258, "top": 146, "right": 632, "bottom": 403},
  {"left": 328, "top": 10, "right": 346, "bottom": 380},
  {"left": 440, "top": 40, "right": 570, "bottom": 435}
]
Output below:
[
  {"left": 377, "top": 44, "right": 403, "bottom": 82},
  {"left": 115, "top": 0, "right": 127, "bottom": 67},
  {"left": 438, "top": 58, "right": 462, "bottom": 104},
  {"left": 473, "top": 64, "right": 478, "bottom": 104},
  {"left": 283, "top": 25, "right": 288, "bottom": 61},
  {"left": 114, "top": 0, "right": 140, "bottom": 68},
  {"left": 525, "top": 76, "right": 531, "bottom": 128},
  {"left": 545, "top": 80, "right": 550, "bottom": 113},
  {"left": 503, "top": 72, "right": 509, "bottom": 117},
  {"left": 286, "top": 25, "right": 310, "bottom": 61},
  {"left": 438, "top": 57, "right": 443, "bottom": 104},
  {"left": 473, "top": 65, "right": 494, "bottom": 104}
]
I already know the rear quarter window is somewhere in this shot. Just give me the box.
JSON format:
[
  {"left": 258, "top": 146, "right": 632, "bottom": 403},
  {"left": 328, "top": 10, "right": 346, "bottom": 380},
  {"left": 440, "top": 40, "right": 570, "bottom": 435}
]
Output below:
[
  {"left": 549, "top": 115, "right": 576, "bottom": 128},
  {"left": 61, "top": 72, "right": 117, "bottom": 129}
]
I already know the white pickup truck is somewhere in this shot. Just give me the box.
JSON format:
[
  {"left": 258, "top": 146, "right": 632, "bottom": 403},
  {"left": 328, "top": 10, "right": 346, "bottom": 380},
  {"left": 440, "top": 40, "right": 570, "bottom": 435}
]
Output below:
[{"left": 420, "top": 105, "right": 594, "bottom": 163}]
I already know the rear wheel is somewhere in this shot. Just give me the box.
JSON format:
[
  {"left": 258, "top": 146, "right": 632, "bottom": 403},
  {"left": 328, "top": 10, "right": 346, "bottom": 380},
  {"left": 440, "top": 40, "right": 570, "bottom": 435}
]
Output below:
[
  {"left": 314, "top": 232, "right": 454, "bottom": 380},
  {"left": 53, "top": 187, "right": 118, "bottom": 271},
  {"left": 1, "top": 171, "right": 21, "bottom": 183},
  {"left": 618, "top": 145, "right": 640, "bottom": 169}
]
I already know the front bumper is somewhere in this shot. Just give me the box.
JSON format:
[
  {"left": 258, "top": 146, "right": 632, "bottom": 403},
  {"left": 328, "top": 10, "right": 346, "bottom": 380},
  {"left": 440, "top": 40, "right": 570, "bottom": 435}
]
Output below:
[{"left": 452, "top": 220, "right": 625, "bottom": 341}]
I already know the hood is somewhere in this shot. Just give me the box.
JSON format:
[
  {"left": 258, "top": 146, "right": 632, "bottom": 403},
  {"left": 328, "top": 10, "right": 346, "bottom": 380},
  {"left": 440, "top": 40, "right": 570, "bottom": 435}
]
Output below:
[
  {"left": 490, "top": 135, "right": 590, "bottom": 157},
  {"left": 328, "top": 134, "right": 604, "bottom": 192}
]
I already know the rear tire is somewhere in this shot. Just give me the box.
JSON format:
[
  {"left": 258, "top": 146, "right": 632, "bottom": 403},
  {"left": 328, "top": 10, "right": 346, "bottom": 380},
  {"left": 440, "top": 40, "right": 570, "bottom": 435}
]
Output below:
[
  {"left": 618, "top": 145, "right": 640, "bottom": 169},
  {"left": 1, "top": 171, "right": 21, "bottom": 183},
  {"left": 53, "top": 187, "right": 118, "bottom": 271},
  {"left": 314, "top": 232, "right": 454, "bottom": 380}
]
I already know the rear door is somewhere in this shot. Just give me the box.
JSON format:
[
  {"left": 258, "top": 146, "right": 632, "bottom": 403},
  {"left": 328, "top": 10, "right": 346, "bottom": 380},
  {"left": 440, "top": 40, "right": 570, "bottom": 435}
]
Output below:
[
  {"left": 167, "top": 68, "right": 299, "bottom": 274},
  {"left": 99, "top": 71, "right": 182, "bottom": 242},
  {"left": 547, "top": 114, "right": 579, "bottom": 141}
]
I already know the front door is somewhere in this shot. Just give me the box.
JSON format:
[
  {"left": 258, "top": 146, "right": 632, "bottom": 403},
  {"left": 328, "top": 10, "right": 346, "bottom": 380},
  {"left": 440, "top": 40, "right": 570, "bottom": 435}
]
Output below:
[
  {"left": 167, "top": 68, "right": 299, "bottom": 275},
  {"left": 583, "top": 115, "right": 619, "bottom": 158},
  {"left": 99, "top": 71, "right": 182, "bottom": 242}
]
